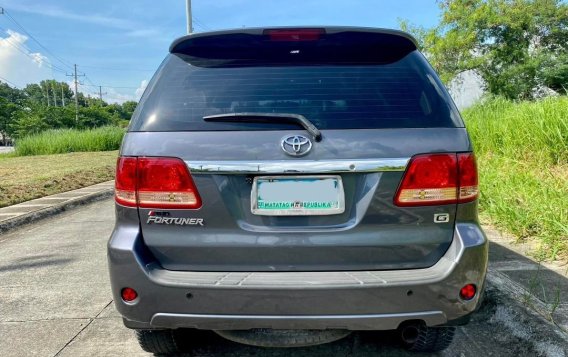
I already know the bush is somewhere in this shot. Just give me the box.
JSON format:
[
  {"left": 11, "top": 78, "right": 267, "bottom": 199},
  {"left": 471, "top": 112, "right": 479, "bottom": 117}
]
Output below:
[
  {"left": 13, "top": 126, "right": 125, "bottom": 156},
  {"left": 464, "top": 96, "right": 568, "bottom": 259}
]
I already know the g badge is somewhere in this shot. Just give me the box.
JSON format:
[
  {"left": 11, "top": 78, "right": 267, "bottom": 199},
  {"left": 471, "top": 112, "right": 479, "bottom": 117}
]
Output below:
[{"left": 434, "top": 213, "right": 450, "bottom": 223}]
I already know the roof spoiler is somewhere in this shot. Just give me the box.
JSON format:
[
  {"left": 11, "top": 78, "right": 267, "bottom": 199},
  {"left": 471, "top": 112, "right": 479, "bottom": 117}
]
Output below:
[{"left": 169, "top": 26, "right": 418, "bottom": 54}]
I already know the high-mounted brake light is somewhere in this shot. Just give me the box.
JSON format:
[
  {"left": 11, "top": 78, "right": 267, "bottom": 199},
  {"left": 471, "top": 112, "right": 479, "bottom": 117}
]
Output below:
[
  {"left": 394, "top": 153, "right": 479, "bottom": 207},
  {"left": 114, "top": 157, "right": 202, "bottom": 209},
  {"left": 264, "top": 28, "right": 325, "bottom": 41}
]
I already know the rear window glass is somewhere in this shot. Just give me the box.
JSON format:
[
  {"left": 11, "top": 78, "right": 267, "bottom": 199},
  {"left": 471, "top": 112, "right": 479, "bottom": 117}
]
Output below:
[{"left": 130, "top": 52, "right": 462, "bottom": 131}]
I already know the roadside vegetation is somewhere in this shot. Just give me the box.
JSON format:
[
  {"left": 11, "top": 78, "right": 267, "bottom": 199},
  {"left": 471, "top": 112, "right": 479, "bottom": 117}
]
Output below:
[
  {"left": 0, "top": 151, "right": 118, "bottom": 208},
  {"left": 0, "top": 79, "right": 129, "bottom": 205},
  {"left": 401, "top": 0, "right": 567, "bottom": 100},
  {"left": 464, "top": 97, "right": 568, "bottom": 260},
  {"left": 0, "top": 79, "right": 134, "bottom": 144},
  {"left": 13, "top": 126, "right": 124, "bottom": 156}
]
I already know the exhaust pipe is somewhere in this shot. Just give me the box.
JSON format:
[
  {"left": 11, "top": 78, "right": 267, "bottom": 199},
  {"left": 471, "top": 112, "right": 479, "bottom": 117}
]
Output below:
[{"left": 399, "top": 323, "right": 421, "bottom": 344}]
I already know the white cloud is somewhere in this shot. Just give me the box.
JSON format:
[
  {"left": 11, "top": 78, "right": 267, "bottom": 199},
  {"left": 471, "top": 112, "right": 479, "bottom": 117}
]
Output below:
[
  {"left": 0, "top": 30, "right": 52, "bottom": 87},
  {"left": 135, "top": 80, "right": 149, "bottom": 100}
]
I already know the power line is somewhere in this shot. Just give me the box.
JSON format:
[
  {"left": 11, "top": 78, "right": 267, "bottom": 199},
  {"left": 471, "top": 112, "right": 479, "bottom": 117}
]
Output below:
[
  {"left": 2, "top": 9, "right": 74, "bottom": 70},
  {"left": 193, "top": 17, "right": 212, "bottom": 31},
  {"left": 79, "top": 65, "right": 155, "bottom": 72},
  {"left": 84, "top": 75, "right": 97, "bottom": 87},
  {"left": 0, "top": 26, "right": 68, "bottom": 74},
  {"left": 82, "top": 83, "right": 140, "bottom": 89},
  {"left": 0, "top": 75, "right": 20, "bottom": 89}
]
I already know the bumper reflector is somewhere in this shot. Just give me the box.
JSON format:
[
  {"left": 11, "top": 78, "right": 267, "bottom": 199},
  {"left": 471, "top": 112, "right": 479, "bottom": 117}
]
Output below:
[
  {"left": 459, "top": 284, "right": 476, "bottom": 300},
  {"left": 121, "top": 287, "right": 138, "bottom": 302}
]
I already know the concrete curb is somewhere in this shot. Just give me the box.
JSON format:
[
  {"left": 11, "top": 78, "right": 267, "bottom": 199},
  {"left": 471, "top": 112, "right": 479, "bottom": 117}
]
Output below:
[{"left": 0, "top": 181, "right": 114, "bottom": 235}]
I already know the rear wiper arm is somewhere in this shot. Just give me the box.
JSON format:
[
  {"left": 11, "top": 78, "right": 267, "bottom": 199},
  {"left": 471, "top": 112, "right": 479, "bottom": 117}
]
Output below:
[{"left": 203, "top": 112, "right": 322, "bottom": 142}]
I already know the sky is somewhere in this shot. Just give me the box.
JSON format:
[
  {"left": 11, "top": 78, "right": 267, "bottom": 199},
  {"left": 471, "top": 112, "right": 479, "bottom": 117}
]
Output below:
[{"left": 0, "top": 0, "right": 442, "bottom": 103}]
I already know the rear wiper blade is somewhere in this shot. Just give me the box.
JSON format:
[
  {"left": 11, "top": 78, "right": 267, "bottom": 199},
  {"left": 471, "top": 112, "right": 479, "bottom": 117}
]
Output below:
[{"left": 203, "top": 112, "right": 322, "bottom": 142}]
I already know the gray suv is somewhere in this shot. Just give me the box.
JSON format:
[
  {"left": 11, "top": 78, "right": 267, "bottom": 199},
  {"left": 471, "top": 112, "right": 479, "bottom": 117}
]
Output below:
[{"left": 108, "top": 27, "right": 488, "bottom": 354}]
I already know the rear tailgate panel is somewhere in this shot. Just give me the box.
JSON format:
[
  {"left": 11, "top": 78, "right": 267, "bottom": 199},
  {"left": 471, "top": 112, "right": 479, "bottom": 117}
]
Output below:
[{"left": 122, "top": 128, "right": 471, "bottom": 271}]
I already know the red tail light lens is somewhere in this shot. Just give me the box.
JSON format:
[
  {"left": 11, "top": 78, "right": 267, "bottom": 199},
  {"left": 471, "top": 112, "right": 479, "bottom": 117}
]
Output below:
[
  {"left": 457, "top": 153, "right": 479, "bottom": 203},
  {"left": 394, "top": 154, "right": 458, "bottom": 206},
  {"left": 137, "top": 157, "right": 201, "bottom": 209},
  {"left": 114, "top": 157, "right": 202, "bottom": 209},
  {"left": 394, "top": 152, "right": 479, "bottom": 206},
  {"left": 264, "top": 28, "right": 325, "bottom": 41},
  {"left": 115, "top": 157, "right": 138, "bottom": 207}
]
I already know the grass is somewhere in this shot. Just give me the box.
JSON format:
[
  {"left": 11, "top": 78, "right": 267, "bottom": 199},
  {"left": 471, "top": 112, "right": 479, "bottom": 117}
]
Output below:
[
  {"left": 13, "top": 126, "right": 124, "bottom": 156},
  {"left": 463, "top": 96, "right": 568, "bottom": 261},
  {"left": 0, "top": 151, "right": 117, "bottom": 207}
]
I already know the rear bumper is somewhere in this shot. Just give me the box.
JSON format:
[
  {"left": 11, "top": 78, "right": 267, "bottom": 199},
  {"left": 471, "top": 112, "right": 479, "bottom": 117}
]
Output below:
[{"left": 107, "top": 222, "right": 488, "bottom": 331}]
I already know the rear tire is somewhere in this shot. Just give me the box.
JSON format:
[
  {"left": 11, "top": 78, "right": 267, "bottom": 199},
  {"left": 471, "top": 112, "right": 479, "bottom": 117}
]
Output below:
[
  {"left": 400, "top": 324, "right": 456, "bottom": 352},
  {"left": 135, "top": 329, "right": 180, "bottom": 354}
]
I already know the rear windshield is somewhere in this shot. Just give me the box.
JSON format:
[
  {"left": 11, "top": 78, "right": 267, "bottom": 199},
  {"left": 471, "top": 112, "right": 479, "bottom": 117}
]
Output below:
[{"left": 131, "top": 52, "right": 463, "bottom": 131}]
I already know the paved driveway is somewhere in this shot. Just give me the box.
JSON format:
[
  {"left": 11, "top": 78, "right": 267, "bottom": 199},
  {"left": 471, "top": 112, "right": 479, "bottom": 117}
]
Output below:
[{"left": 0, "top": 200, "right": 566, "bottom": 356}]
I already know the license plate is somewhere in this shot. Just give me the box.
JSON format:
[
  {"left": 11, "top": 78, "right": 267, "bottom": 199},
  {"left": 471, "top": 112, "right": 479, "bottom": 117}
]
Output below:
[{"left": 251, "top": 176, "right": 345, "bottom": 216}]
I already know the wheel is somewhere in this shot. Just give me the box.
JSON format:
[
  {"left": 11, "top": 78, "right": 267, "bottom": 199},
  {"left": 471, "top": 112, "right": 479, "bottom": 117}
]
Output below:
[
  {"left": 399, "top": 324, "right": 456, "bottom": 352},
  {"left": 135, "top": 329, "right": 180, "bottom": 354},
  {"left": 215, "top": 329, "right": 351, "bottom": 348}
]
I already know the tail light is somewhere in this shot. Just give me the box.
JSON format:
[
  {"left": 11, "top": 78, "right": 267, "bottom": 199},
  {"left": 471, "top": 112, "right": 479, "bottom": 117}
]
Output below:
[
  {"left": 457, "top": 153, "right": 479, "bottom": 202},
  {"left": 115, "top": 157, "right": 202, "bottom": 209},
  {"left": 115, "top": 157, "right": 137, "bottom": 207},
  {"left": 394, "top": 153, "right": 478, "bottom": 206}
]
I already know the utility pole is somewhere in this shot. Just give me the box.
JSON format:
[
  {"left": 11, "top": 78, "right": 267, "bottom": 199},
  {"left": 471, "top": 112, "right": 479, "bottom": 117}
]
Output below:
[
  {"left": 61, "top": 83, "right": 65, "bottom": 106},
  {"left": 186, "top": 0, "right": 192, "bottom": 34},
  {"left": 52, "top": 82, "right": 57, "bottom": 107},
  {"left": 44, "top": 82, "right": 50, "bottom": 107},
  {"left": 67, "top": 64, "right": 84, "bottom": 122},
  {"left": 98, "top": 86, "right": 107, "bottom": 102}
]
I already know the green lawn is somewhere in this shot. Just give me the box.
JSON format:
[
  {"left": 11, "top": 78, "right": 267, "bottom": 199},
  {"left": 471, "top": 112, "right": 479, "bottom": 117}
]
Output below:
[{"left": 0, "top": 151, "right": 117, "bottom": 207}]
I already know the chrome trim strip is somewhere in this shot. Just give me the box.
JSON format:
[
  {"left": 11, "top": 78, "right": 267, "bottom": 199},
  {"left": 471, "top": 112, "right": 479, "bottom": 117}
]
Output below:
[
  {"left": 150, "top": 311, "right": 447, "bottom": 330},
  {"left": 186, "top": 158, "right": 409, "bottom": 174}
]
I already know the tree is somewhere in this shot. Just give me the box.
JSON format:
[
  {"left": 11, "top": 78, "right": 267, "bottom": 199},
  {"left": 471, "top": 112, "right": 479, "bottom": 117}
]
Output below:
[
  {"left": 121, "top": 101, "right": 138, "bottom": 116},
  {"left": 9, "top": 105, "right": 76, "bottom": 138},
  {"left": 400, "top": 0, "right": 568, "bottom": 99},
  {"left": 1, "top": 78, "right": 139, "bottom": 139},
  {"left": 23, "top": 80, "right": 74, "bottom": 107},
  {"left": 0, "top": 82, "right": 26, "bottom": 143}
]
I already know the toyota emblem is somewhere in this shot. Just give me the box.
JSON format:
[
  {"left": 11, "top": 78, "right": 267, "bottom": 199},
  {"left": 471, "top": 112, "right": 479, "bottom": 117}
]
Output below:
[{"left": 281, "top": 135, "right": 312, "bottom": 157}]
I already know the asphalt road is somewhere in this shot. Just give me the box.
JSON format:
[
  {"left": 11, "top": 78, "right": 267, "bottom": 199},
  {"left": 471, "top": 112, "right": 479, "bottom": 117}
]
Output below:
[{"left": 0, "top": 199, "right": 566, "bottom": 357}]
